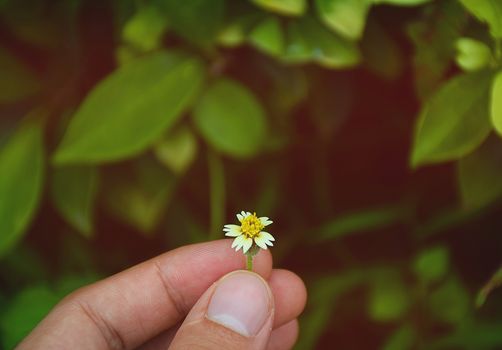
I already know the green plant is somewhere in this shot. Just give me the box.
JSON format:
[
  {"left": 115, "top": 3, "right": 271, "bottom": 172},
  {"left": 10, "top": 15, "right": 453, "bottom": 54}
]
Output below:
[{"left": 1, "top": 0, "right": 502, "bottom": 348}]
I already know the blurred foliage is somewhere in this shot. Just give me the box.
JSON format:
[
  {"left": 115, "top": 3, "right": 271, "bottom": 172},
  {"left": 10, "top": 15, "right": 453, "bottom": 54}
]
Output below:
[{"left": 1, "top": 0, "right": 502, "bottom": 349}]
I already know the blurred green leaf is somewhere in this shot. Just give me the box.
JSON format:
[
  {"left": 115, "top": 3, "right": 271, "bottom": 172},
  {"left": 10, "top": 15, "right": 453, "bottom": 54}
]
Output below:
[
  {"left": 154, "top": 126, "right": 198, "bottom": 175},
  {"left": 477, "top": 265, "right": 502, "bottom": 307},
  {"left": 249, "top": 17, "right": 285, "bottom": 56},
  {"left": 316, "top": 206, "right": 404, "bottom": 241},
  {"left": 459, "top": 0, "right": 502, "bottom": 38},
  {"left": 413, "top": 246, "right": 449, "bottom": 284},
  {"left": 455, "top": 38, "right": 493, "bottom": 72},
  {"left": 193, "top": 78, "right": 267, "bottom": 158},
  {"left": 158, "top": 0, "right": 224, "bottom": 45},
  {"left": 284, "top": 16, "right": 360, "bottom": 69},
  {"left": 369, "top": 275, "right": 410, "bottom": 322},
  {"left": 0, "top": 245, "right": 48, "bottom": 287},
  {"left": 373, "top": 0, "right": 432, "bottom": 5},
  {"left": 261, "top": 58, "right": 308, "bottom": 118},
  {"left": 217, "top": 10, "right": 263, "bottom": 47},
  {"left": 297, "top": 272, "right": 367, "bottom": 349},
  {"left": 315, "top": 0, "right": 371, "bottom": 40},
  {"left": 362, "top": 18, "right": 404, "bottom": 80},
  {"left": 411, "top": 71, "right": 492, "bottom": 168},
  {"left": 53, "top": 51, "right": 204, "bottom": 165},
  {"left": 427, "top": 323, "right": 502, "bottom": 349},
  {"left": 51, "top": 165, "right": 99, "bottom": 237},
  {"left": 458, "top": 136, "right": 502, "bottom": 211},
  {"left": 250, "top": 0, "right": 306, "bottom": 16},
  {"left": 407, "top": 0, "right": 467, "bottom": 99},
  {"left": 0, "top": 285, "right": 59, "bottom": 349},
  {"left": 382, "top": 324, "right": 416, "bottom": 350},
  {"left": 104, "top": 157, "right": 176, "bottom": 234},
  {"left": 428, "top": 277, "right": 471, "bottom": 325},
  {"left": 491, "top": 70, "right": 502, "bottom": 136},
  {"left": 0, "top": 3, "right": 62, "bottom": 49},
  {"left": 122, "top": 5, "right": 168, "bottom": 51},
  {"left": 414, "top": 207, "right": 482, "bottom": 238},
  {"left": 0, "top": 47, "right": 40, "bottom": 103},
  {"left": 0, "top": 118, "right": 44, "bottom": 257}
]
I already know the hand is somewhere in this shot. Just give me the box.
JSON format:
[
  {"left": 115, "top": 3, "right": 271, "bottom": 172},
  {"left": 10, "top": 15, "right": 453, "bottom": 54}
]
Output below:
[{"left": 18, "top": 240, "right": 307, "bottom": 349}]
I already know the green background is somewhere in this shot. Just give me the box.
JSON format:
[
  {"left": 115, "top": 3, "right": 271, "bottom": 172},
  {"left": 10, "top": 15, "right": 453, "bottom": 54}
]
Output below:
[{"left": 1, "top": 0, "right": 502, "bottom": 348}]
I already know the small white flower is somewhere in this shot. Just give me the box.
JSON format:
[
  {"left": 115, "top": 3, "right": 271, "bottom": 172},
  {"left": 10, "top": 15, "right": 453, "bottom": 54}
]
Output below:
[{"left": 223, "top": 211, "right": 275, "bottom": 254}]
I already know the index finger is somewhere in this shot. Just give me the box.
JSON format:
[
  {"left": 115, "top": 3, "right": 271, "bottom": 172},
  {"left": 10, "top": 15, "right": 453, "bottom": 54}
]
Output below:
[{"left": 18, "top": 240, "right": 273, "bottom": 350}]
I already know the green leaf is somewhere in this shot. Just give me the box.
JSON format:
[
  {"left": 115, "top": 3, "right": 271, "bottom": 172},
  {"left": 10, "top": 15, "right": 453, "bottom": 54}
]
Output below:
[
  {"left": 53, "top": 51, "right": 204, "bottom": 165},
  {"left": 382, "top": 324, "right": 416, "bottom": 350},
  {"left": 193, "top": 78, "right": 267, "bottom": 158},
  {"left": 406, "top": 0, "right": 468, "bottom": 100},
  {"left": 315, "top": 0, "right": 371, "bottom": 40},
  {"left": 0, "top": 47, "right": 40, "bottom": 103},
  {"left": 0, "top": 118, "right": 44, "bottom": 257},
  {"left": 455, "top": 38, "right": 492, "bottom": 72},
  {"left": 427, "top": 323, "right": 502, "bottom": 349},
  {"left": 477, "top": 265, "right": 502, "bottom": 307},
  {"left": 154, "top": 126, "right": 198, "bottom": 175},
  {"left": 158, "top": 0, "right": 225, "bottom": 45},
  {"left": 412, "top": 246, "right": 449, "bottom": 284},
  {"left": 249, "top": 17, "right": 285, "bottom": 56},
  {"left": 250, "top": 0, "right": 306, "bottom": 16},
  {"left": 457, "top": 136, "right": 502, "bottom": 210},
  {"left": 284, "top": 16, "right": 360, "bottom": 69},
  {"left": 459, "top": 0, "right": 502, "bottom": 38},
  {"left": 316, "top": 206, "right": 404, "bottom": 241},
  {"left": 361, "top": 18, "right": 404, "bottom": 80},
  {"left": 428, "top": 277, "right": 471, "bottom": 325},
  {"left": 368, "top": 276, "right": 409, "bottom": 322},
  {"left": 50, "top": 165, "right": 99, "bottom": 237},
  {"left": 491, "top": 70, "right": 502, "bottom": 135},
  {"left": 122, "top": 5, "right": 168, "bottom": 51},
  {"left": 297, "top": 271, "right": 367, "bottom": 349},
  {"left": 0, "top": 286, "right": 59, "bottom": 349},
  {"left": 411, "top": 71, "right": 493, "bottom": 168},
  {"left": 103, "top": 157, "right": 176, "bottom": 234},
  {"left": 373, "top": 0, "right": 432, "bottom": 5},
  {"left": 217, "top": 11, "right": 263, "bottom": 47}
]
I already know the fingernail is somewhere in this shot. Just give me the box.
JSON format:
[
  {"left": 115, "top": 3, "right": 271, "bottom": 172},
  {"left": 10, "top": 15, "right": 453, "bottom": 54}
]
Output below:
[{"left": 207, "top": 271, "right": 272, "bottom": 337}]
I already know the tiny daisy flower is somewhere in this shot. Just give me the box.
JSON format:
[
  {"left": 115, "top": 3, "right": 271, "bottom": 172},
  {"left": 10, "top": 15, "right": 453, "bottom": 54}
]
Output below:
[{"left": 223, "top": 211, "right": 275, "bottom": 254}]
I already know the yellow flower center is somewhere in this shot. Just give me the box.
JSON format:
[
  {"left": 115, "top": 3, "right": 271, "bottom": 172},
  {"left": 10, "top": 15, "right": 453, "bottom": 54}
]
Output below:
[{"left": 241, "top": 213, "right": 264, "bottom": 238}]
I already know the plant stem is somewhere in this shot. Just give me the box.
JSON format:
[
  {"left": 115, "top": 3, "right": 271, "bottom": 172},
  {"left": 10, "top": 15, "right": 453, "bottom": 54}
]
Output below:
[
  {"left": 208, "top": 149, "right": 225, "bottom": 240},
  {"left": 246, "top": 254, "right": 253, "bottom": 271}
]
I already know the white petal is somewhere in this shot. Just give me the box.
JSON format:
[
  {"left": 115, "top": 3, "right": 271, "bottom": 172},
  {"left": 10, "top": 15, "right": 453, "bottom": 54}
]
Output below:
[
  {"left": 265, "top": 240, "right": 274, "bottom": 247},
  {"left": 223, "top": 224, "right": 240, "bottom": 231},
  {"left": 254, "top": 235, "right": 268, "bottom": 249},
  {"left": 242, "top": 237, "right": 253, "bottom": 253},
  {"left": 231, "top": 235, "right": 245, "bottom": 249},
  {"left": 261, "top": 231, "right": 275, "bottom": 241},
  {"left": 259, "top": 217, "right": 273, "bottom": 226},
  {"left": 225, "top": 229, "right": 241, "bottom": 237},
  {"left": 237, "top": 213, "right": 243, "bottom": 222}
]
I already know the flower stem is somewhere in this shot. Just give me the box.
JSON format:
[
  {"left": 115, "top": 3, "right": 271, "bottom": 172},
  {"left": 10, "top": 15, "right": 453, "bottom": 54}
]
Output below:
[{"left": 246, "top": 253, "right": 253, "bottom": 271}]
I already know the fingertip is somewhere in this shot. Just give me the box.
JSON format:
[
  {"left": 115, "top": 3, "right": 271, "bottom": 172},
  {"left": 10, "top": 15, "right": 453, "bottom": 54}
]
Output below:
[
  {"left": 268, "top": 269, "right": 307, "bottom": 328},
  {"left": 252, "top": 246, "right": 273, "bottom": 279},
  {"left": 267, "top": 319, "right": 299, "bottom": 350}
]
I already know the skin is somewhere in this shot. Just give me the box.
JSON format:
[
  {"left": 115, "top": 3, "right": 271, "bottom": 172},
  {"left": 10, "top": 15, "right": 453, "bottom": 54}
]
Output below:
[{"left": 17, "top": 240, "right": 307, "bottom": 350}]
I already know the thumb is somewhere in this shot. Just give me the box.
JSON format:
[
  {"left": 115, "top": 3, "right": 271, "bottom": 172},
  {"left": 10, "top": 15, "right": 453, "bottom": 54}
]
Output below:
[{"left": 169, "top": 270, "right": 275, "bottom": 350}]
